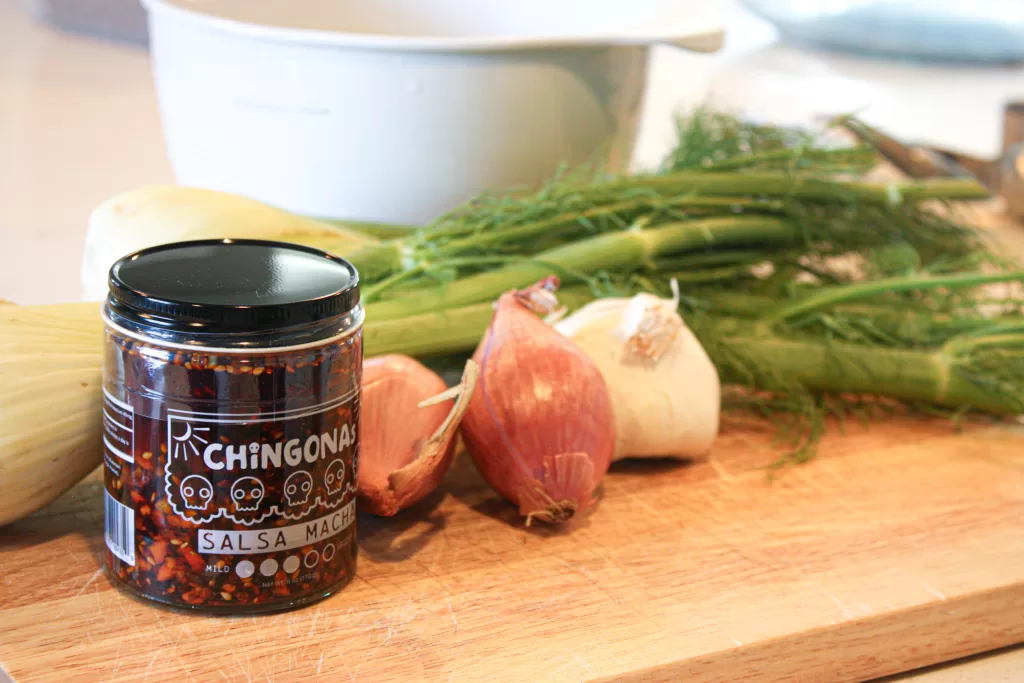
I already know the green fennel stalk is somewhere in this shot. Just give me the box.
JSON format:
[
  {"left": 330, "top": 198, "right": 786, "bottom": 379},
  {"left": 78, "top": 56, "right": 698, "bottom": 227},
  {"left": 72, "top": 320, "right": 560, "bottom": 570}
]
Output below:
[
  {"left": 367, "top": 217, "right": 796, "bottom": 321},
  {"left": 350, "top": 109, "right": 1023, "bottom": 461},
  {"left": 320, "top": 169, "right": 988, "bottom": 286},
  {"left": 361, "top": 273, "right": 1024, "bottom": 417},
  {"left": 363, "top": 274, "right": 1024, "bottom": 419},
  {"left": 696, "top": 317, "right": 1024, "bottom": 416}
]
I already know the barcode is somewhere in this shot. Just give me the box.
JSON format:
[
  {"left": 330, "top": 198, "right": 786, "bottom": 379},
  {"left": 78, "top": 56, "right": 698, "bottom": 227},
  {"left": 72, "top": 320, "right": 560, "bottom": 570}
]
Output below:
[{"left": 104, "top": 490, "right": 135, "bottom": 566}]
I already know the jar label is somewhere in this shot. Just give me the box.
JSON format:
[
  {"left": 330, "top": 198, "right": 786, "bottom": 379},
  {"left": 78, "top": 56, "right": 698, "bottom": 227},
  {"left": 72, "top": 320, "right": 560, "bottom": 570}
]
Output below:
[
  {"left": 162, "top": 390, "right": 358, "bottom": 526},
  {"left": 103, "top": 388, "right": 135, "bottom": 464},
  {"left": 103, "top": 382, "right": 360, "bottom": 609},
  {"left": 197, "top": 503, "right": 356, "bottom": 555}
]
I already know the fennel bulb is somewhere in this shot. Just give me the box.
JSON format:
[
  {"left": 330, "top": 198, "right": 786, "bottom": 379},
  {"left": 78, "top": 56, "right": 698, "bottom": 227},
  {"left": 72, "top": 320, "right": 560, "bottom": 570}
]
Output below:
[
  {"left": 0, "top": 302, "right": 104, "bottom": 525},
  {"left": 81, "top": 185, "right": 378, "bottom": 300}
]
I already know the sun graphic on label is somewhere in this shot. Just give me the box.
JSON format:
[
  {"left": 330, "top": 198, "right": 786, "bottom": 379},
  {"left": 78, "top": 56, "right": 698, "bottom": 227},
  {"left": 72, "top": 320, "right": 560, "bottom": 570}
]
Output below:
[{"left": 170, "top": 419, "right": 211, "bottom": 459}]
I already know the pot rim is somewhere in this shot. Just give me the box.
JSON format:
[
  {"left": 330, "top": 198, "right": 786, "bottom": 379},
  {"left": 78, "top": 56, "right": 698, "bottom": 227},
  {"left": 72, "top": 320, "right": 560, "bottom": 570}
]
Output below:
[{"left": 141, "top": 0, "right": 724, "bottom": 53}]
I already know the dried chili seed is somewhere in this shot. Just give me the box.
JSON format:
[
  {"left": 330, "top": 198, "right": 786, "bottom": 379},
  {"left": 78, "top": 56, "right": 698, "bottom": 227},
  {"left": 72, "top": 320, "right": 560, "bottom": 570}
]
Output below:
[{"left": 101, "top": 241, "right": 361, "bottom": 613}]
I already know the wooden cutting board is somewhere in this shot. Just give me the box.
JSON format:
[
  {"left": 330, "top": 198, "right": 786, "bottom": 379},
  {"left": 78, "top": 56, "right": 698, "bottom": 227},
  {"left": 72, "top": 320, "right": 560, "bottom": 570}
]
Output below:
[
  {"left": 2, "top": 416, "right": 1024, "bottom": 682},
  {"left": 3, "top": 201, "right": 1024, "bottom": 682}
]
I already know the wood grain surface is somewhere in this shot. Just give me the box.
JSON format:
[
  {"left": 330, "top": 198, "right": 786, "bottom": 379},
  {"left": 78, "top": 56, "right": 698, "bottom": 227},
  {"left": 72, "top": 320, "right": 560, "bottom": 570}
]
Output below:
[
  {"left": 2, "top": 415, "right": 1024, "bottom": 682},
  {"left": 3, "top": 200, "right": 1024, "bottom": 682}
]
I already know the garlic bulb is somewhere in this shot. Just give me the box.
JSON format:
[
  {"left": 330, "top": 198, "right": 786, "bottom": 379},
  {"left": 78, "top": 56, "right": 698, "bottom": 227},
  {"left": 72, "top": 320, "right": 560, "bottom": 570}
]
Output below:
[
  {"left": 81, "top": 185, "right": 378, "bottom": 301},
  {"left": 554, "top": 285, "right": 720, "bottom": 460}
]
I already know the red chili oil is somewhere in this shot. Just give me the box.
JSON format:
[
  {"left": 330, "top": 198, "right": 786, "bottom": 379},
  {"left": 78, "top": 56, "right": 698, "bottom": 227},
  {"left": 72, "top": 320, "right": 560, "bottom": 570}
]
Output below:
[{"left": 101, "top": 239, "right": 362, "bottom": 613}]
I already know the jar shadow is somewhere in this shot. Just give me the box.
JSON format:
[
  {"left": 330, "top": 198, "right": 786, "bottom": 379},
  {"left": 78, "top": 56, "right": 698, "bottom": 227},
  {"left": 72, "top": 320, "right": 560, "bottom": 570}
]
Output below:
[{"left": 357, "top": 488, "right": 449, "bottom": 563}]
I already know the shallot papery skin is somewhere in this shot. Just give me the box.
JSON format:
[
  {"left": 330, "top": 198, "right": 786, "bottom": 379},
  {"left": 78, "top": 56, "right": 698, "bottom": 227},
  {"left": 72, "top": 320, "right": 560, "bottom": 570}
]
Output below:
[
  {"left": 460, "top": 281, "right": 616, "bottom": 524},
  {"left": 358, "top": 355, "right": 473, "bottom": 516}
]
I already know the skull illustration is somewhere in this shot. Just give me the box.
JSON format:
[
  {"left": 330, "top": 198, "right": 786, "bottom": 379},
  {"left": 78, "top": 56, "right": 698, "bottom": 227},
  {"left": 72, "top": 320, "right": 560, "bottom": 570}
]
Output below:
[
  {"left": 324, "top": 459, "right": 345, "bottom": 497},
  {"left": 284, "top": 471, "right": 313, "bottom": 507},
  {"left": 230, "top": 476, "right": 265, "bottom": 512},
  {"left": 180, "top": 475, "right": 213, "bottom": 511}
]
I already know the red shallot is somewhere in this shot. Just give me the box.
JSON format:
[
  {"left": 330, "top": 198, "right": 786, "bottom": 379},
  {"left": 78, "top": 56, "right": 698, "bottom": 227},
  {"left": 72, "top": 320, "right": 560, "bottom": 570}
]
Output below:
[
  {"left": 358, "top": 355, "right": 478, "bottom": 516},
  {"left": 460, "top": 277, "right": 615, "bottom": 525}
]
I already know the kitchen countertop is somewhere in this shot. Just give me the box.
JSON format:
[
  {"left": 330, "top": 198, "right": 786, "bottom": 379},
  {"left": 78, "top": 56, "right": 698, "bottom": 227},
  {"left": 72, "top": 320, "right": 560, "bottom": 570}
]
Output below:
[
  {"left": 1, "top": 0, "right": 1024, "bottom": 680},
  {"left": 0, "top": 0, "right": 170, "bottom": 306}
]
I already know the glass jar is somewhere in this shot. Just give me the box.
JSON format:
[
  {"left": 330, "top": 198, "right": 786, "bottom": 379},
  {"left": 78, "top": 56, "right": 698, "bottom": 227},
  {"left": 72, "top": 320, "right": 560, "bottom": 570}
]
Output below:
[{"left": 101, "top": 239, "right": 362, "bottom": 613}]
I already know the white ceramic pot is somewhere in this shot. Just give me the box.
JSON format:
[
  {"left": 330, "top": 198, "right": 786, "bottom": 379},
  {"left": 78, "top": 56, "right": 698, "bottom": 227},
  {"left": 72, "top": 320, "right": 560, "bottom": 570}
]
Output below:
[{"left": 141, "top": 0, "right": 723, "bottom": 225}]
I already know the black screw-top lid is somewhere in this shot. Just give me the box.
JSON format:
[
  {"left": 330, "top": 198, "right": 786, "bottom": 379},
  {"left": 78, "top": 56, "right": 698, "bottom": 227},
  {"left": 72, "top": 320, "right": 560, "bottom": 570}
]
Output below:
[{"left": 107, "top": 239, "right": 360, "bottom": 336}]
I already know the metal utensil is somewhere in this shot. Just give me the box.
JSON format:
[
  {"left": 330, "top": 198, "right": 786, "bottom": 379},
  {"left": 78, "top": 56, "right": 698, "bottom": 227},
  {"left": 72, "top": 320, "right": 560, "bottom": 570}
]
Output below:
[
  {"left": 837, "top": 103, "right": 1024, "bottom": 217},
  {"left": 836, "top": 116, "right": 980, "bottom": 180}
]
